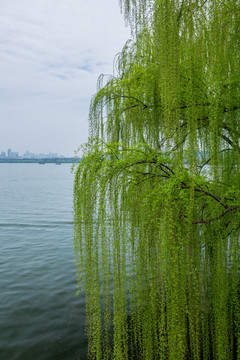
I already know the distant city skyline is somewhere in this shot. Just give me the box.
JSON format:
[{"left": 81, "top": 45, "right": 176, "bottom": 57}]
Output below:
[{"left": 0, "top": 148, "right": 65, "bottom": 159}]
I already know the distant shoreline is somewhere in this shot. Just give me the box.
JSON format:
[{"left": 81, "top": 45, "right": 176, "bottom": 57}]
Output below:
[{"left": 0, "top": 157, "right": 80, "bottom": 164}]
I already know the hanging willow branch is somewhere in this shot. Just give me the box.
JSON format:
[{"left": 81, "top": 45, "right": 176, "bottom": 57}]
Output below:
[{"left": 74, "top": 1, "right": 240, "bottom": 359}]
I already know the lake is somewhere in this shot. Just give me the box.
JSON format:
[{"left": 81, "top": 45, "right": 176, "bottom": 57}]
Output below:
[{"left": 0, "top": 163, "right": 88, "bottom": 360}]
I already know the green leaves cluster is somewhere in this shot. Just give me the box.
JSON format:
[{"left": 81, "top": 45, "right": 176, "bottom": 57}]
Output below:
[{"left": 74, "top": 1, "right": 240, "bottom": 359}]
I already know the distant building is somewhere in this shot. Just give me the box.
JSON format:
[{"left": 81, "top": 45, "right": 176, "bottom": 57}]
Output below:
[
  {"left": 7, "top": 149, "right": 12, "bottom": 158},
  {"left": 1, "top": 148, "right": 63, "bottom": 159},
  {"left": 46, "top": 152, "right": 58, "bottom": 159},
  {"left": 23, "top": 150, "right": 34, "bottom": 159},
  {"left": 12, "top": 152, "right": 19, "bottom": 158}
]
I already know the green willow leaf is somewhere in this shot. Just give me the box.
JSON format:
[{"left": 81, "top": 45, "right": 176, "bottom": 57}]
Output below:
[{"left": 74, "top": 1, "right": 240, "bottom": 359}]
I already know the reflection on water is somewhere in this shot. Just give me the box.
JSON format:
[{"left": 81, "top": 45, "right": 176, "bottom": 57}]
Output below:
[{"left": 0, "top": 164, "right": 87, "bottom": 360}]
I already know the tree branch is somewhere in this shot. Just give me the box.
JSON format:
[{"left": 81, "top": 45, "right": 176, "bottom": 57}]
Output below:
[{"left": 192, "top": 206, "right": 238, "bottom": 225}]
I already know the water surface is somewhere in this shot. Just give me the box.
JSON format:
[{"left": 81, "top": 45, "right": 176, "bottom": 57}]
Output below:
[{"left": 0, "top": 163, "right": 87, "bottom": 360}]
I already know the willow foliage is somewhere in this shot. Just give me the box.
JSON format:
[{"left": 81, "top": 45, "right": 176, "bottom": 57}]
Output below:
[{"left": 74, "top": 1, "right": 240, "bottom": 359}]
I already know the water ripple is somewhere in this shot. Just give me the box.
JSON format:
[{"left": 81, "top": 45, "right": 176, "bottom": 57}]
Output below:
[
  {"left": 0, "top": 164, "right": 87, "bottom": 360},
  {"left": 0, "top": 221, "right": 74, "bottom": 228}
]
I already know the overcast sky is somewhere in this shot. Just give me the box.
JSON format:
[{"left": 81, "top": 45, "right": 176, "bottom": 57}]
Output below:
[{"left": 0, "top": 0, "right": 130, "bottom": 156}]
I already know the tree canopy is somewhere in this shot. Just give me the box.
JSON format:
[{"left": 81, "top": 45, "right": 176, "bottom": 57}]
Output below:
[{"left": 73, "top": 1, "right": 240, "bottom": 359}]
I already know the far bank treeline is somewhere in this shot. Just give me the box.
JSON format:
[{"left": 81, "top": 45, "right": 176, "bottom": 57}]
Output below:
[
  {"left": 0, "top": 158, "right": 80, "bottom": 164},
  {"left": 73, "top": 1, "right": 240, "bottom": 359}
]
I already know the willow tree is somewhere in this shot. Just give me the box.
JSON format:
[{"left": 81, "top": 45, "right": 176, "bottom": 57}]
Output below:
[{"left": 74, "top": 1, "right": 240, "bottom": 359}]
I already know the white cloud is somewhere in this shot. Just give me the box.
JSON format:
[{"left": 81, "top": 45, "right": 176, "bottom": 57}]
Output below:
[{"left": 0, "top": 0, "right": 130, "bottom": 156}]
